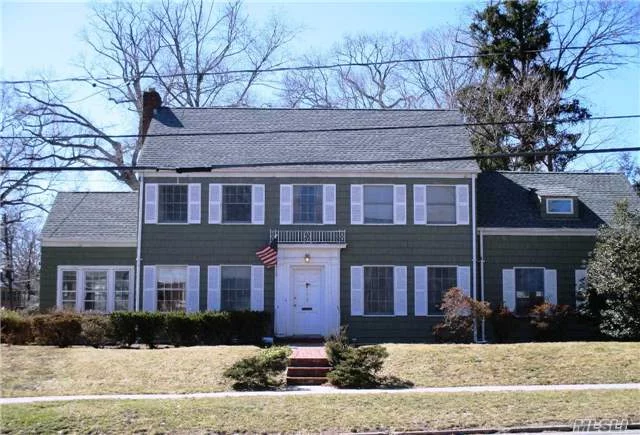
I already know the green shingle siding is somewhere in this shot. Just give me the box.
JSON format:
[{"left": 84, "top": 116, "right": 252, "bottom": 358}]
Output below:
[
  {"left": 40, "top": 247, "right": 136, "bottom": 310},
  {"left": 142, "top": 176, "right": 473, "bottom": 342},
  {"left": 481, "top": 235, "right": 596, "bottom": 309}
]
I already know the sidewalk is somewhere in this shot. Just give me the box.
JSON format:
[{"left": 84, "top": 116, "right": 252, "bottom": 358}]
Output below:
[{"left": 2, "top": 383, "right": 639, "bottom": 405}]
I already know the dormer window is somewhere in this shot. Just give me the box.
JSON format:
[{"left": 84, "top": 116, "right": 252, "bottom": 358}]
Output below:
[{"left": 546, "top": 198, "right": 574, "bottom": 215}]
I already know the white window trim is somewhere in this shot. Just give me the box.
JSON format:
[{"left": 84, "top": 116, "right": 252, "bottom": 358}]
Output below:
[
  {"left": 155, "top": 265, "right": 189, "bottom": 312},
  {"left": 424, "top": 264, "right": 461, "bottom": 317},
  {"left": 545, "top": 197, "right": 574, "bottom": 215},
  {"left": 216, "top": 183, "right": 258, "bottom": 225},
  {"left": 56, "top": 266, "right": 135, "bottom": 313},
  {"left": 361, "top": 264, "right": 398, "bottom": 317},
  {"left": 290, "top": 183, "right": 326, "bottom": 225},
  {"left": 356, "top": 184, "right": 398, "bottom": 226},
  {"left": 424, "top": 184, "right": 459, "bottom": 226},
  {"left": 155, "top": 183, "right": 191, "bottom": 225}
]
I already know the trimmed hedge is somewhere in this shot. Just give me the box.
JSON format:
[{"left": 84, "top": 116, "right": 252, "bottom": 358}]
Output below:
[{"left": 0, "top": 310, "right": 271, "bottom": 348}]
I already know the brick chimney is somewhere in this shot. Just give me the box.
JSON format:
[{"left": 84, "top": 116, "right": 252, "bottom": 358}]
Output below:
[{"left": 140, "top": 88, "right": 162, "bottom": 141}]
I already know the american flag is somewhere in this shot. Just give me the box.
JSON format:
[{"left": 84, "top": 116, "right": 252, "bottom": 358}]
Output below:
[{"left": 256, "top": 237, "right": 278, "bottom": 268}]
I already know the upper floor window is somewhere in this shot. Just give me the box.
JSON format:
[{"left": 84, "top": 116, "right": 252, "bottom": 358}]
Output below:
[
  {"left": 221, "top": 266, "right": 251, "bottom": 311},
  {"left": 546, "top": 198, "right": 573, "bottom": 215},
  {"left": 159, "top": 184, "right": 188, "bottom": 223},
  {"left": 426, "top": 185, "right": 456, "bottom": 224},
  {"left": 293, "top": 185, "right": 323, "bottom": 224},
  {"left": 364, "top": 186, "right": 394, "bottom": 224},
  {"left": 222, "top": 185, "right": 252, "bottom": 223}
]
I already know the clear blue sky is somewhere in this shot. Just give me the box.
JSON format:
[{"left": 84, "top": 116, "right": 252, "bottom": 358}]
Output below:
[{"left": 1, "top": 0, "right": 639, "bottom": 190}]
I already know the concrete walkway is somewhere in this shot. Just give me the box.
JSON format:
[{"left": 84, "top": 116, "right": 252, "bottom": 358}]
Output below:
[{"left": 2, "top": 383, "right": 638, "bottom": 405}]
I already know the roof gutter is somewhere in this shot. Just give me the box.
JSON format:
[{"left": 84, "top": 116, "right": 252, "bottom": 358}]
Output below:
[{"left": 134, "top": 174, "right": 144, "bottom": 312}]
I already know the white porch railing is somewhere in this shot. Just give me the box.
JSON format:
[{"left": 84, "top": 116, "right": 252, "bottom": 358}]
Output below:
[{"left": 270, "top": 229, "right": 346, "bottom": 244}]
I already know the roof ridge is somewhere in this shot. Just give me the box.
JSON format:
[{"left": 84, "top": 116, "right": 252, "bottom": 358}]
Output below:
[
  {"left": 160, "top": 106, "right": 460, "bottom": 113},
  {"left": 57, "top": 191, "right": 137, "bottom": 194},
  {"left": 495, "top": 170, "right": 625, "bottom": 175}
]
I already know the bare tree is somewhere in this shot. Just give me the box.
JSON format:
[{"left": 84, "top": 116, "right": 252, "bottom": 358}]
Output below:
[
  {"left": 15, "top": 0, "right": 295, "bottom": 190},
  {"left": 282, "top": 33, "right": 415, "bottom": 109}
]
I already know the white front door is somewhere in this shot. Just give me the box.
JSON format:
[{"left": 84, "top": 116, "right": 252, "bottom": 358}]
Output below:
[{"left": 292, "top": 267, "right": 324, "bottom": 336}]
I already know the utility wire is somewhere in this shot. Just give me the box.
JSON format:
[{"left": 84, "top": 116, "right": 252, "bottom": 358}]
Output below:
[
  {"left": 1, "top": 114, "right": 638, "bottom": 141},
  {"left": 2, "top": 40, "right": 639, "bottom": 86},
  {"left": 2, "top": 146, "right": 638, "bottom": 173}
]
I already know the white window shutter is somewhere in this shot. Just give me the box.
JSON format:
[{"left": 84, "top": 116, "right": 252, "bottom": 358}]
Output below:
[
  {"left": 393, "top": 266, "right": 408, "bottom": 316},
  {"left": 414, "top": 266, "right": 427, "bottom": 316},
  {"left": 207, "top": 266, "right": 221, "bottom": 311},
  {"left": 251, "top": 265, "right": 265, "bottom": 311},
  {"left": 280, "top": 185, "right": 293, "bottom": 224},
  {"left": 456, "top": 185, "right": 470, "bottom": 225},
  {"left": 144, "top": 184, "right": 158, "bottom": 224},
  {"left": 142, "top": 266, "right": 157, "bottom": 312},
  {"left": 56, "top": 270, "right": 63, "bottom": 310},
  {"left": 251, "top": 185, "right": 265, "bottom": 224},
  {"left": 502, "top": 269, "right": 516, "bottom": 311},
  {"left": 575, "top": 269, "right": 587, "bottom": 307},
  {"left": 544, "top": 269, "right": 558, "bottom": 304},
  {"left": 208, "top": 184, "right": 222, "bottom": 224},
  {"left": 188, "top": 184, "right": 201, "bottom": 224},
  {"left": 350, "top": 185, "right": 363, "bottom": 224},
  {"left": 350, "top": 266, "right": 364, "bottom": 316},
  {"left": 186, "top": 265, "right": 200, "bottom": 312},
  {"left": 323, "top": 184, "right": 336, "bottom": 224},
  {"left": 413, "top": 185, "right": 426, "bottom": 225},
  {"left": 393, "top": 185, "right": 406, "bottom": 225},
  {"left": 457, "top": 266, "right": 471, "bottom": 297}
]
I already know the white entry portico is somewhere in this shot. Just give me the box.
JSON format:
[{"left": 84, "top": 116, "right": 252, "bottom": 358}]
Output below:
[{"left": 274, "top": 244, "right": 344, "bottom": 337}]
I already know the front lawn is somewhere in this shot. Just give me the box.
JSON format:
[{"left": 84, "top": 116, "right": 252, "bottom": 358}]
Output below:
[
  {"left": 0, "top": 345, "right": 259, "bottom": 397},
  {"left": 383, "top": 342, "right": 640, "bottom": 386},
  {"left": 2, "top": 390, "right": 638, "bottom": 433},
  {"left": 1, "top": 342, "right": 638, "bottom": 398}
]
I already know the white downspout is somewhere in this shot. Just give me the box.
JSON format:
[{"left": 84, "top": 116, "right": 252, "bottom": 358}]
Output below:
[
  {"left": 471, "top": 174, "right": 478, "bottom": 343},
  {"left": 480, "top": 228, "right": 486, "bottom": 342},
  {"left": 135, "top": 174, "right": 144, "bottom": 311}
]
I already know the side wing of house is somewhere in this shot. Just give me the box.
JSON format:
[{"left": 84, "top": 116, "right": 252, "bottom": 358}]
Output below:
[{"left": 40, "top": 192, "right": 138, "bottom": 312}]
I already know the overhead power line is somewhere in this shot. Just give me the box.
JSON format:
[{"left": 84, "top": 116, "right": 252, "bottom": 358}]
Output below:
[
  {"left": 2, "top": 40, "right": 639, "bottom": 86},
  {"left": 1, "top": 114, "right": 638, "bottom": 141},
  {"left": 2, "top": 146, "right": 638, "bottom": 173}
]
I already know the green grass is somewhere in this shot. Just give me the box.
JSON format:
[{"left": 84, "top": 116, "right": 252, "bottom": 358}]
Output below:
[
  {"left": 0, "top": 345, "right": 259, "bottom": 397},
  {"left": 2, "top": 390, "right": 638, "bottom": 433},
  {"left": 383, "top": 342, "right": 640, "bottom": 386},
  {"left": 2, "top": 342, "right": 638, "bottom": 398}
]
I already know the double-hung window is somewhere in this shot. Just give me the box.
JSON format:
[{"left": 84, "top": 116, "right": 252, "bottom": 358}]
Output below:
[
  {"left": 426, "top": 186, "right": 456, "bottom": 224},
  {"left": 515, "top": 268, "right": 545, "bottom": 315},
  {"left": 427, "top": 266, "right": 457, "bottom": 315},
  {"left": 294, "top": 185, "right": 323, "bottom": 224},
  {"left": 158, "top": 185, "right": 188, "bottom": 223},
  {"left": 414, "top": 184, "right": 469, "bottom": 225},
  {"left": 222, "top": 185, "right": 252, "bottom": 223},
  {"left": 220, "top": 266, "right": 251, "bottom": 311},
  {"left": 364, "top": 266, "right": 394, "bottom": 315},
  {"left": 364, "top": 186, "right": 394, "bottom": 224},
  {"left": 156, "top": 266, "right": 187, "bottom": 312},
  {"left": 56, "top": 267, "right": 133, "bottom": 312}
]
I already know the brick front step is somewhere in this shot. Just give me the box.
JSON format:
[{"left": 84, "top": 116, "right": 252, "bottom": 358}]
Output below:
[
  {"left": 288, "top": 357, "right": 330, "bottom": 368},
  {"left": 286, "top": 376, "right": 327, "bottom": 386},
  {"left": 287, "top": 366, "right": 331, "bottom": 378}
]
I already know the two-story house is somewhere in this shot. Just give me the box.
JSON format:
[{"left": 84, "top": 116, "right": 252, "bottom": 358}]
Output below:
[{"left": 39, "top": 92, "right": 640, "bottom": 342}]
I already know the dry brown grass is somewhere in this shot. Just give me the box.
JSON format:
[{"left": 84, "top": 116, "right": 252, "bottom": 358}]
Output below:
[
  {"left": 0, "top": 345, "right": 259, "bottom": 397},
  {"left": 383, "top": 342, "right": 640, "bottom": 386},
  {"left": 3, "top": 390, "right": 639, "bottom": 433}
]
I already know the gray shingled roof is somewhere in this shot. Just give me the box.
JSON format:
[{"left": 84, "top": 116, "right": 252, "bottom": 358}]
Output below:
[
  {"left": 478, "top": 171, "right": 640, "bottom": 229},
  {"left": 137, "top": 108, "right": 479, "bottom": 173},
  {"left": 42, "top": 192, "right": 138, "bottom": 243}
]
